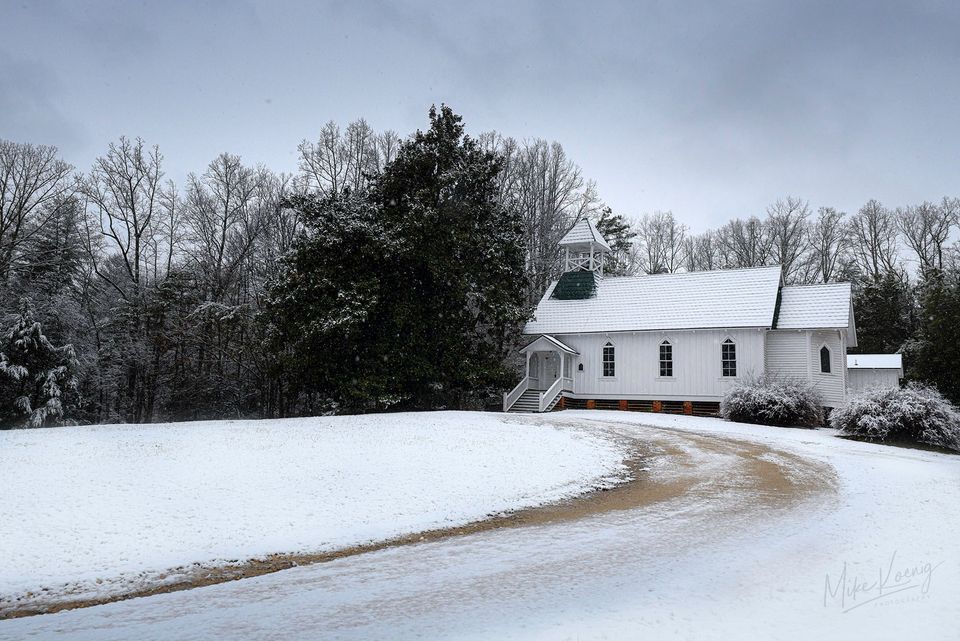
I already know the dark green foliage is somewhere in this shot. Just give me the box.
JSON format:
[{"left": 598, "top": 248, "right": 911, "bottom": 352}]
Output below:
[
  {"left": 720, "top": 375, "right": 824, "bottom": 427},
  {"left": 551, "top": 270, "right": 597, "bottom": 300},
  {"left": 851, "top": 272, "right": 915, "bottom": 354},
  {"left": 0, "top": 299, "right": 80, "bottom": 428},
  {"left": 594, "top": 207, "right": 635, "bottom": 275},
  {"left": 904, "top": 270, "right": 960, "bottom": 404},
  {"left": 265, "top": 106, "right": 529, "bottom": 412}
]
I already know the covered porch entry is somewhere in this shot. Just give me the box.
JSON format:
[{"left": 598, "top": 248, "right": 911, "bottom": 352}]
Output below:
[{"left": 503, "top": 335, "right": 577, "bottom": 412}]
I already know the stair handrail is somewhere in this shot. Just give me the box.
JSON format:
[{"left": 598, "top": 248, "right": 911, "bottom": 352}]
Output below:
[
  {"left": 503, "top": 377, "right": 530, "bottom": 412},
  {"left": 539, "top": 377, "right": 564, "bottom": 412}
]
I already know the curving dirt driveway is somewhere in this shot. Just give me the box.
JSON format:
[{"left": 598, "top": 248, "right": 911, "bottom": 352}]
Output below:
[{"left": 0, "top": 415, "right": 878, "bottom": 641}]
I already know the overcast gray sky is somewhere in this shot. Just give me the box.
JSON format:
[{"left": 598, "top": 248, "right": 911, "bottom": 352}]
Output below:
[{"left": 3, "top": 0, "right": 958, "bottom": 231}]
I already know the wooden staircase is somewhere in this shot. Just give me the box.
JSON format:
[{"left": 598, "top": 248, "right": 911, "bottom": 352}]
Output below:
[
  {"left": 507, "top": 389, "right": 563, "bottom": 413},
  {"left": 507, "top": 390, "right": 540, "bottom": 412}
]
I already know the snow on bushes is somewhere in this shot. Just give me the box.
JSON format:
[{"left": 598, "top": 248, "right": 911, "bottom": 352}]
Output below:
[
  {"left": 720, "top": 375, "right": 823, "bottom": 427},
  {"left": 830, "top": 383, "right": 960, "bottom": 451}
]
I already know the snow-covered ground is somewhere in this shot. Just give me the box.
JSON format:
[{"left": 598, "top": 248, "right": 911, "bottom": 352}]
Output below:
[
  {"left": 2, "top": 410, "right": 958, "bottom": 641},
  {"left": 0, "top": 411, "right": 628, "bottom": 611}
]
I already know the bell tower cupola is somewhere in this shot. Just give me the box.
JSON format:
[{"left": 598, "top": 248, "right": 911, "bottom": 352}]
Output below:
[{"left": 558, "top": 218, "right": 611, "bottom": 276}]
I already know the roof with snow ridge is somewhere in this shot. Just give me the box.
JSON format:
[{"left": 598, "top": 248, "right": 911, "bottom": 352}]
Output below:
[
  {"left": 525, "top": 265, "right": 783, "bottom": 334},
  {"left": 558, "top": 219, "right": 612, "bottom": 251}
]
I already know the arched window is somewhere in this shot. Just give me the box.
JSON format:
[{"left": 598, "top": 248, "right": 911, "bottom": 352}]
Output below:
[
  {"left": 602, "top": 342, "right": 616, "bottom": 377},
  {"left": 721, "top": 338, "right": 737, "bottom": 377},
  {"left": 659, "top": 340, "right": 673, "bottom": 377},
  {"left": 820, "top": 345, "right": 832, "bottom": 373}
]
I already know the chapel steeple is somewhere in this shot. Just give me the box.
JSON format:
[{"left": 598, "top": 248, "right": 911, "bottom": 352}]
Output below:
[{"left": 558, "top": 218, "right": 611, "bottom": 276}]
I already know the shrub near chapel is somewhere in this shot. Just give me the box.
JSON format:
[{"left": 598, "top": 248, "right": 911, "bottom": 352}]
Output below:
[
  {"left": 830, "top": 383, "right": 960, "bottom": 451},
  {"left": 720, "top": 375, "right": 824, "bottom": 428}
]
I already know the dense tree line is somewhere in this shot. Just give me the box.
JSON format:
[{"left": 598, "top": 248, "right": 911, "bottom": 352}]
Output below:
[
  {"left": 1, "top": 106, "right": 958, "bottom": 426},
  {"left": 622, "top": 196, "right": 960, "bottom": 403}
]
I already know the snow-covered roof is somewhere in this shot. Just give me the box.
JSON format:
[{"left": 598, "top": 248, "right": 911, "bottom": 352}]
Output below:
[
  {"left": 776, "top": 283, "right": 852, "bottom": 329},
  {"left": 847, "top": 354, "right": 903, "bottom": 370},
  {"left": 558, "top": 219, "right": 612, "bottom": 251},
  {"left": 525, "top": 265, "right": 783, "bottom": 334},
  {"left": 520, "top": 335, "right": 579, "bottom": 355}
]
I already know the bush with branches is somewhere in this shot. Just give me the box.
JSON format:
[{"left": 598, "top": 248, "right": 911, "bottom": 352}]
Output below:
[
  {"left": 830, "top": 383, "right": 960, "bottom": 451},
  {"left": 720, "top": 375, "right": 824, "bottom": 427}
]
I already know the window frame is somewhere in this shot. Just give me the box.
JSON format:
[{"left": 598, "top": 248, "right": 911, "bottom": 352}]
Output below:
[
  {"left": 658, "top": 339, "right": 674, "bottom": 378},
  {"left": 819, "top": 344, "right": 832, "bottom": 374},
  {"left": 601, "top": 341, "right": 616, "bottom": 378},
  {"left": 721, "top": 338, "right": 737, "bottom": 378}
]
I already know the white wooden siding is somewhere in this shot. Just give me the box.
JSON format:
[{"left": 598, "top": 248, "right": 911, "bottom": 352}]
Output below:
[
  {"left": 554, "top": 329, "right": 766, "bottom": 401},
  {"left": 765, "top": 329, "right": 847, "bottom": 407},
  {"left": 765, "top": 331, "right": 808, "bottom": 379},
  {"left": 848, "top": 369, "right": 901, "bottom": 393},
  {"left": 809, "top": 330, "right": 846, "bottom": 407}
]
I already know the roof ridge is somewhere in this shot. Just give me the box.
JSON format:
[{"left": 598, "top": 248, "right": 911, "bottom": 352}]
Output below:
[{"left": 600, "top": 264, "right": 782, "bottom": 282}]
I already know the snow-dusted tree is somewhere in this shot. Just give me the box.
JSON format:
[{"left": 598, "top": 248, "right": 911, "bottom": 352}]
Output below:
[
  {"left": 487, "top": 136, "right": 601, "bottom": 303},
  {"left": 0, "top": 140, "right": 77, "bottom": 282},
  {"left": 267, "top": 106, "right": 528, "bottom": 413},
  {"left": 0, "top": 300, "right": 79, "bottom": 428},
  {"left": 594, "top": 207, "right": 635, "bottom": 275},
  {"left": 178, "top": 154, "right": 278, "bottom": 417},
  {"left": 81, "top": 137, "right": 175, "bottom": 423},
  {"left": 297, "top": 119, "right": 393, "bottom": 197}
]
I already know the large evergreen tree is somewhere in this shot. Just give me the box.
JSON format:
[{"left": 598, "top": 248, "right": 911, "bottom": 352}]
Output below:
[
  {"left": 0, "top": 300, "right": 80, "bottom": 427},
  {"left": 905, "top": 269, "right": 960, "bottom": 403},
  {"left": 850, "top": 272, "right": 916, "bottom": 354},
  {"left": 265, "top": 106, "right": 528, "bottom": 412}
]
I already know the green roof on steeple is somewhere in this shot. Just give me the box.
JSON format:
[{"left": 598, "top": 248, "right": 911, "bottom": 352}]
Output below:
[{"left": 550, "top": 270, "right": 597, "bottom": 300}]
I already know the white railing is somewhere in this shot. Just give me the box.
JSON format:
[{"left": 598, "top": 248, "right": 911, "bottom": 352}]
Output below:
[
  {"left": 503, "top": 377, "right": 530, "bottom": 412},
  {"left": 561, "top": 376, "right": 574, "bottom": 391},
  {"left": 539, "top": 377, "right": 564, "bottom": 412},
  {"left": 567, "top": 255, "right": 594, "bottom": 271}
]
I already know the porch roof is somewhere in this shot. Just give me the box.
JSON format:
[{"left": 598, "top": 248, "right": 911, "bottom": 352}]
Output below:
[{"left": 519, "top": 334, "right": 579, "bottom": 355}]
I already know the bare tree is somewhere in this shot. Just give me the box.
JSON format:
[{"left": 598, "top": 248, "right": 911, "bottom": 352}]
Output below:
[
  {"left": 849, "top": 199, "right": 900, "bottom": 281},
  {"left": 371, "top": 129, "right": 401, "bottom": 174},
  {"left": 493, "top": 137, "right": 601, "bottom": 302},
  {"left": 83, "top": 137, "right": 165, "bottom": 300},
  {"left": 81, "top": 137, "right": 171, "bottom": 423},
  {"left": 298, "top": 119, "right": 391, "bottom": 196},
  {"left": 716, "top": 217, "right": 770, "bottom": 268},
  {"left": 684, "top": 231, "right": 719, "bottom": 272},
  {"left": 0, "top": 140, "right": 77, "bottom": 281},
  {"left": 632, "top": 210, "right": 687, "bottom": 274},
  {"left": 807, "top": 207, "right": 851, "bottom": 283},
  {"left": 897, "top": 198, "right": 956, "bottom": 274},
  {"left": 765, "top": 196, "right": 811, "bottom": 284},
  {"left": 185, "top": 153, "right": 267, "bottom": 301}
]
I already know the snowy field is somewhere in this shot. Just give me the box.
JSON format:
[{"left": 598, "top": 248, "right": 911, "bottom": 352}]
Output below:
[
  {"left": 0, "top": 411, "right": 628, "bottom": 612},
  {"left": 2, "top": 410, "right": 957, "bottom": 641}
]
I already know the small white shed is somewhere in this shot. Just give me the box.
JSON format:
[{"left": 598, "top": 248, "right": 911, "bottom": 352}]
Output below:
[{"left": 846, "top": 354, "right": 903, "bottom": 393}]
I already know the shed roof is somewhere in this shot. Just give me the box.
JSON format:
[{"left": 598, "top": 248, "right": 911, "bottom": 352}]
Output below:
[
  {"left": 846, "top": 354, "right": 903, "bottom": 370},
  {"left": 558, "top": 219, "right": 612, "bottom": 251},
  {"left": 525, "top": 265, "right": 783, "bottom": 334},
  {"left": 776, "top": 283, "right": 852, "bottom": 329}
]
